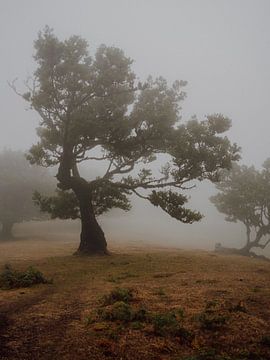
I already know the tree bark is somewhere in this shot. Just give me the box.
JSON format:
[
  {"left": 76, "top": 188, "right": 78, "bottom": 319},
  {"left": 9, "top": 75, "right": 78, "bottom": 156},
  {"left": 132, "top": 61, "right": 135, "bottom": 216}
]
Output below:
[
  {"left": 0, "top": 222, "right": 14, "bottom": 240},
  {"left": 57, "top": 143, "right": 108, "bottom": 255},
  {"left": 72, "top": 181, "right": 108, "bottom": 255}
]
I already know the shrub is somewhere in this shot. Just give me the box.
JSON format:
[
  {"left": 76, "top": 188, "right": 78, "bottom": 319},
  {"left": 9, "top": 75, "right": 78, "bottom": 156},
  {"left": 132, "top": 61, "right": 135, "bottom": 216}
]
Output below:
[
  {"left": 102, "top": 287, "right": 134, "bottom": 305},
  {"left": 197, "top": 301, "right": 227, "bottom": 331},
  {"left": 0, "top": 264, "right": 50, "bottom": 289},
  {"left": 261, "top": 335, "right": 270, "bottom": 347},
  {"left": 133, "top": 307, "right": 148, "bottom": 322},
  {"left": 230, "top": 301, "right": 247, "bottom": 313},
  {"left": 151, "top": 310, "right": 192, "bottom": 339},
  {"left": 100, "top": 301, "right": 133, "bottom": 322},
  {"left": 198, "top": 311, "right": 227, "bottom": 331}
]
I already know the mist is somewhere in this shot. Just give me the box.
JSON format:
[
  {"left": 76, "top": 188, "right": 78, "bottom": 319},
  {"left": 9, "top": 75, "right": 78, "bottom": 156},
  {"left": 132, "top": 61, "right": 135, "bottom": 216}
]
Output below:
[{"left": 1, "top": 3, "right": 270, "bottom": 359}]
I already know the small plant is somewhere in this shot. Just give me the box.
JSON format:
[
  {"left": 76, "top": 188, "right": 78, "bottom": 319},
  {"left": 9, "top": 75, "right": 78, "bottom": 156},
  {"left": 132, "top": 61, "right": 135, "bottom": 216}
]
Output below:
[
  {"left": 261, "top": 335, "right": 270, "bottom": 346},
  {"left": 133, "top": 307, "right": 149, "bottom": 322},
  {"left": 197, "top": 301, "right": 227, "bottom": 331},
  {"left": 100, "top": 301, "right": 133, "bottom": 322},
  {"left": 0, "top": 264, "right": 50, "bottom": 289},
  {"left": 85, "top": 315, "right": 95, "bottom": 326},
  {"left": 198, "top": 311, "right": 227, "bottom": 331},
  {"left": 102, "top": 287, "right": 134, "bottom": 305},
  {"left": 130, "top": 321, "right": 144, "bottom": 330},
  {"left": 151, "top": 310, "right": 191, "bottom": 340},
  {"left": 153, "top": 287, "right": 166, "bottom": 296},
  {"left": 106, "top": 272, "right": 137, "bottom": 283},
  {"left": 230, "top": 301, "right": 247, "bottom": 313}
]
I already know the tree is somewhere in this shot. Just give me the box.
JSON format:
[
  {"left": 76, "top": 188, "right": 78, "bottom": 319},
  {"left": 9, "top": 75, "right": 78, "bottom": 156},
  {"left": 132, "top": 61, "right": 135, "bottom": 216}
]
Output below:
[
  {"left": 210, "top": 161, "right": 270, "bottom": 256},
  {"left": 18, "top": 27, "right": 240, "bottom": 255},
  {"left": 0, "top": 149, "right": 53, "bottom": 240}
]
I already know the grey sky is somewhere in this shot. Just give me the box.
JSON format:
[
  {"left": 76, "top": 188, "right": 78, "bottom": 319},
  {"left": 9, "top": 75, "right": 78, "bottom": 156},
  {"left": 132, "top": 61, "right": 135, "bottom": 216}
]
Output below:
[{"left": 0, "top": 0, "right": 269, "bottom": 249}]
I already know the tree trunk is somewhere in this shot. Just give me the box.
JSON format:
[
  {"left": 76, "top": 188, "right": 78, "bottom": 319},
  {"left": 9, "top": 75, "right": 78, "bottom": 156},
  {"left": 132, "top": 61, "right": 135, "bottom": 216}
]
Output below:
[
  {"left": 238, "top": 243, "right": 253, "bottom": 255},
  {"left": 73, "top": 184, "right": 108, "bottom": 255},
  {"left": 56, "top": 146, "right": 108, "bottom": 255},
  {"left": 0, "top": 222, "right": 14, "bottom": 240}
]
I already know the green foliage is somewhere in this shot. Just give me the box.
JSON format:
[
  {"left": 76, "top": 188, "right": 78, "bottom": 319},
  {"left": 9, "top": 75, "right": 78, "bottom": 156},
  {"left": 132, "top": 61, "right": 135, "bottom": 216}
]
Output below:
[
  {"left": 149, "top": 190, "right": 202, "bottom": 223},
  {"left": 261, "top": 335, "right": 270, "bottom": 346},
  {"left": 22, "top": 27, "right": 239, "bottom": 226},
  {"left": 33, "top": 190, "right": 79, "bottom": 219},
  {"left": 96, "top": 289, "right": 191, "bottom": 340},
  {"left": 34, "top": 182, "right": 131, "bottom": 219},
  {"left": 197, "top": 302, "right": 227, "bottom": 331},
  {"left": 151, "top": 309, "right": 191, "bottom": 339},
  {"left": 211, "top": 161, "right": 270, "bottom": 252},
  {"left": 102, "top": 287, "right": 134, "bottom": 305},
  {"left": 153, "top": 287, "right": 166, "bottom": 296},
  {"left": 100, "top": 301, "right": 133, "bottom": 322},
  {"left": 0, "top": 264, "right": 50, "bottom": 289}
]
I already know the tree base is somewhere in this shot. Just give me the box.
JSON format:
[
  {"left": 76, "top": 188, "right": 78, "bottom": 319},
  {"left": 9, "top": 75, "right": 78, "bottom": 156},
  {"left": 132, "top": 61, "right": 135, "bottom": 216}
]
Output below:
[
  {"left": 215, "top": 244, "right": 270, "bottom": 261},
  {"left": 73, "top": 249, "right": 111, "bottom": 256}
]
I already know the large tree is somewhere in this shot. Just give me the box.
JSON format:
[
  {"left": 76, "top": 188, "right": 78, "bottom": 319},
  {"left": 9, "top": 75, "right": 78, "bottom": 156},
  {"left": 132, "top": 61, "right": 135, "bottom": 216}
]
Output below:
[
  {"left": 0, "top": 149, "right": 52, "bottom": 240},
  {"left": 211, "top": 161, "right": 270, "bottom": 256},
  {"left": 18, "top": 27, "right": 239, "bottom": 255}
]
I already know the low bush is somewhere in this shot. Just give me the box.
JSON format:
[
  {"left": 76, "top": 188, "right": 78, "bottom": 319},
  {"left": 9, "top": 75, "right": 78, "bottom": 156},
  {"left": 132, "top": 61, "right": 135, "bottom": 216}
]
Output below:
[
  {"left": 100, "top": 301, "right": 133, "bottom": 322},
  {"left": 0, "top": 264, "right": 50, "bottom": 289},
  {"left": 261, "top": 335, "right": 270, "bottom": 347},
  {"left": 102, "top": 287, "right": 134, "bottom": 305},
  {"left": 197, "top": 301, "right": 227, "bottom": 331},
  {"left": 151, "top": 310, "right": 192, "bottom": 340},
  {"left": 198, "top": 311, "right": 227, "bottom": 331}
]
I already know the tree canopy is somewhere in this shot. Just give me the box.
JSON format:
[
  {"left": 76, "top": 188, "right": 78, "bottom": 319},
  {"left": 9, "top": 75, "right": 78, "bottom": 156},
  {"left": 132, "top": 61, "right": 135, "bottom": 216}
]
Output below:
[
  {"left": 211, "top": 161, "right": 270, "bottom": 255},
  {"left": 0, "top": 149, "right": 53, "bottom": 239},
  {"left": 18, "top": 27, "right": 240, "bottom": 254}
]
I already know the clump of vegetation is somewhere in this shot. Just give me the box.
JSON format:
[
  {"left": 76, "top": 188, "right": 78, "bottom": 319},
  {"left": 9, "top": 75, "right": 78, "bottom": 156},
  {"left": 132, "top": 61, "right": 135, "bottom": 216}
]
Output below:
[
  {"left": 106, "top": 272, "right": 138, "bottom": 283},
  {"left": 198, "top": 302, "right": 227, "bottom": 331},
  {"left": 153, "top": 287, "right": 167, "bottom": 296},
  {"left": 133, "top": 307, "right": 148, "bottom": 322},
  {"left": 102, "top": 287, "right": 134, "bottom": 305},
  {"left": 230, "top": 301, "right": 247, "bottom": 313},
  {"left": 151, "top": 309, "right": 191, "bottom": 340},
  {"left": 100, "top": 301, "right": 134, "bottom": 322},
  {"left": 261, "top": 335, "right": 270, "bottom": 347},
  {"left": 99, "top": 302, "right": 148, "bottom": 324},
  {"left": 0, "top": 264, "right": 50, "bottom": 289},
  {"left": 97, "top": 288, "right": 191, "bottom": 340}
]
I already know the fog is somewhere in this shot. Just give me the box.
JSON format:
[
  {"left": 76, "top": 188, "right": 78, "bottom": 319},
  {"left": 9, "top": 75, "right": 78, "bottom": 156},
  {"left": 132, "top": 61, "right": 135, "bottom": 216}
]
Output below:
[{"left": 1, "top": 0, "right": 270, "bottom": 252}]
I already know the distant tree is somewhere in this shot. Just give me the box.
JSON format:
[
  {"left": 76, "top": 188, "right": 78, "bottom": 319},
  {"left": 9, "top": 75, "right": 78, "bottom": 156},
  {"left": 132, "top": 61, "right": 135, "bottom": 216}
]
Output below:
[
  {"left": 211, "top": 161, "right": 270, "bottom": 256},
  {"left": 0, "top": 149, "right": 53, "bottom": 240},
  {"left": 17, "top": 27, "right": 239, "bottom": 255}
]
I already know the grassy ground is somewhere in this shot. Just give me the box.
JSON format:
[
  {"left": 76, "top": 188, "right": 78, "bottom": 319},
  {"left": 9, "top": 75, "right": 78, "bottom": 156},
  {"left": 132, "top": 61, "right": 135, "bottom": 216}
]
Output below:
[{"left": 0, "top": 238, "right": 270, "bottom": 360}]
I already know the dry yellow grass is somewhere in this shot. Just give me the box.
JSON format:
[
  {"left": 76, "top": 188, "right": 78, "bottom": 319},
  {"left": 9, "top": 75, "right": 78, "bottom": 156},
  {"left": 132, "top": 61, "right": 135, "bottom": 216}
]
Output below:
[{"left": 0, "top": 238, "right": 270, "bottom": 359}]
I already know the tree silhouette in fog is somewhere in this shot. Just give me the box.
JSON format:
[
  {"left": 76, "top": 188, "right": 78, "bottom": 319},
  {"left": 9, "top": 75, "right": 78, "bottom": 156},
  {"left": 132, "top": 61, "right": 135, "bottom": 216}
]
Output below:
[
  {"left": 0, "top": 150, "right": 52, "bottom": 240},
  {"left": 19, "top": 27, "right": 240, "bottom": 254},
  {"left": 211, "top": 161, "right": 270, "bottom": 256}
]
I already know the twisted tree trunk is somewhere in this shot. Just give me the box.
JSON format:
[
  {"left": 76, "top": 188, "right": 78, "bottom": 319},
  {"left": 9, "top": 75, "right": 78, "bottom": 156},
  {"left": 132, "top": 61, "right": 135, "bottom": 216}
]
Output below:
[
  {"left": 57, "top": 147, "right": 108, "bottom": 255},
  {"left": 215, "top": 224, "right": 270, "bottom": 259},
  {"left": 73, "top": 182, "right": 108, "bottom": 255}
]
